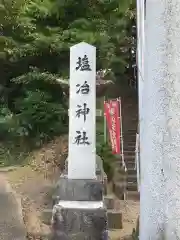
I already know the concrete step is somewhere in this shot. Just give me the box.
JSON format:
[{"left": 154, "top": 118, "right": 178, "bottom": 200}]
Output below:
[
  {"left": 127, "top": 174, "right": 137, "bottom": 182},
  {"left": 123, "top": 120, "right": 138, "bottom": 124},
  {"left": 123, "top": 150, "right": 136, "bottom": 156},
  {"left": 123, "top": 113, "right": 137, "bottom": 117},
  {"left": 123, "top": 121, "right": 138, "bottom": 126},
  {"left": 123, "top": 135, "right": 136, "bottom": 140},
  {"left": 122, "top": 115, "right": 138, "bottom": 119},
  {"left": 126, "top": 191, "right": 140, "bottom": 201},
  {"left": 123, "top": 134, "right": 137, "bottom": 139},
  {"left": 127, "top": 182, "right": 137, "bottom": 191},
  {"left": 124, "top": 142, "right": 136, "bottom": 146},
  {"left": 107, "top": 210, "right": 123, "bottom": 229},
  {"left": 123, "top": 141, "right": 136, "bottom": 145},
  {"left": 127, "top": 168, "right": 137, "bottom": 175},
  {"left": 123, "top": 129, "right": 137, "bottom": 134},
  {"left": 122, "top": 106, "right": 138, "bottom": 110},
  {"left": 123, "top": 122, "right": 137, "bottom": 125},
  {"left": 123, "top": 141, "right": 136, "bottom": 146},
  {"left": 123, "top": 127, "right": 137, "bottom": 131},
  {"left": 123, "top": 142, "right": 136, "bottom": 146},
  {"left": 123, "top": 133, "right": 136, "bottom": 138},
  {"left": 123, "top": 120, "right": 137, "bottom": 124},
  {"left": 123, "top": 137, "right": 136, "bottom": 141},
  {"left": 113, "top": 157, "right": 135, "bottom": 166},
  {"left": 124, "top": 141, "right": 136, "bottom": 145},
  {"left": 125, "top": 160, "right": 136, "bottom": 169},
  {"left": 123, "top": 146, "right": 135, "bottom": 151},
  {"left": 122, "top": 129, "right": 137, "bottom": 133},
  {"left": 124, "top": 155, "right": 135, "bottom": 160},
  {"left": 122, "top": 130, "right": 137, "bottom": 134}
]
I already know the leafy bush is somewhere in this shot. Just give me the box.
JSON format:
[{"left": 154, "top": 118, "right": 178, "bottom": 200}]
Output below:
[
  {"left": 96, "top": 142, "right": 115, "bottom": 181},
  {"left": 0, "top": 141, "right": 30, "bottom": 167},
  {"left": 14, "top": 91, "right": 67, "bottom": 137},
  {"left": 0, "top": 68, "right": 68, "bottom": 145}
]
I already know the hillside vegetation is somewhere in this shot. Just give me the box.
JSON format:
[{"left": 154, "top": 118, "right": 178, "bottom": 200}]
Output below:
[{"left": 0, "top": 0, "right": 136, "bottom": 165}]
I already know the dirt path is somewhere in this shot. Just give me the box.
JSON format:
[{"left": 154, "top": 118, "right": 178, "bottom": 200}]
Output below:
[
  {"left": 109, "top": 200, "right": 139, "bottom": 240},
  {"left": 7, "top": 166, "right": 53, "bottom": 237},
  {"left": 0, "top": 173, "right": 26, "bottom": 239},
  {"left": 6, "top": 168, "right": 139, "bottom": 240},
  {"left": 2, "top": 136, "right": 139, "bottom": 240},
  {"left": 6, "top": 136, "right": 67, "bottom": 238},
  {"left": 107, "top": 184, "right": 139, "bottom": 240}
]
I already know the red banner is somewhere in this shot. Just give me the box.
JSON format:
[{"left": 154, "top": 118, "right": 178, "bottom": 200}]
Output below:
[
  {"left": 104, "top": 101, "right": 114, "bottom": 151},
  {"left": 104, "top": 99, "right": 121, "bottom": 154}
]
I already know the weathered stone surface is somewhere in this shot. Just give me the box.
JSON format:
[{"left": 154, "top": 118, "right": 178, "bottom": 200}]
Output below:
[
  {"left": 51, "top": 201, "right": 107, "bottom": 240},
  {"left": 107, "top": 210, "right": 122, "bottom": 229},
  {"left": 104, "top": 195, "right": 115, "bottom": 210},
  {"left": 54, "top": 175, "right": 103, "bottom": 201},
  {"left": 42, "top": 209, "right": 52, "bottom": 225},
  {"left": 48, "top": 156, "right": 108, "bottom": 239}
]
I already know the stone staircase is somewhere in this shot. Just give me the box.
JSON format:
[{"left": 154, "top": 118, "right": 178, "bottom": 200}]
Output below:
[{"left": 112, "top": 94, "right": 139, "bottom": 201}]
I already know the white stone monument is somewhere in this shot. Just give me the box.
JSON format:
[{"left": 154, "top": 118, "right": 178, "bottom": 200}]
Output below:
[
  {"left": 68, "top": 42, "right": 96, "bottom": 179},
  {"left": 51, "top": 42, "right": 107, "bottom": 239}
]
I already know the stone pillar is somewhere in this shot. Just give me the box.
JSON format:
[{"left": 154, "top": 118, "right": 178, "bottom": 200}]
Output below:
[
  {"left": 137, "top": 0, "right": 145, "bottom": 124},
  {"left": 137, "top": 0, "right": 145, "bottom": 191},
  {"left": 68, "top": 42, "right": 96, "bottom": 179},
  {"left": 51, "top": 42, "right": 107, "bottom": 239},
  {"left": 140, "top": 1, "right": 180, "bottom": 239}
]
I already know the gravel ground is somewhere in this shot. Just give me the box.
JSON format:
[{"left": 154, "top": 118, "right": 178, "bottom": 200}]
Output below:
[{"left": 4, "top": 136, "right": 139, "bottom": 240}]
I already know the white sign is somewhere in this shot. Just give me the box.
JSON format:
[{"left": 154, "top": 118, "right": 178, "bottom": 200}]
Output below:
[{"left": 68, "top": 42, "right": 96, "bottom": 179}]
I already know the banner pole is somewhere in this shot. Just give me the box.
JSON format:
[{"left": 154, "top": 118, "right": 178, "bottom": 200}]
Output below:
[
  {"left": 103, "top": 96, "right": 107, "bottom": 144},
  {"left": 119, "top": 97, "right": 126, "bottom": 172}
]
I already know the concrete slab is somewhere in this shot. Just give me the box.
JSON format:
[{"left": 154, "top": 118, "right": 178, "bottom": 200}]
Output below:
[{"left": 0, "top": 174, "right": 26, "bottom": 240}]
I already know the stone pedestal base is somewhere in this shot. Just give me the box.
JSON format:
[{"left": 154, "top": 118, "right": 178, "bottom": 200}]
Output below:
[
  {"left": 51, "top": 177, "right": 107, "bottom": 239},
  {"left": 54, "top": 174, "right": 103, "bottom": 201},
  {"left": 51, "top": 201, "right": 107, "bottom": 240}
]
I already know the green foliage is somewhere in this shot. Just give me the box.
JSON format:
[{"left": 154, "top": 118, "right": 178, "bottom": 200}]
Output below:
[
  {"left": 0, "top": 141, "right": 30, "bottom": 166},
  {"left": 0, "top": 67, "right": 68, "bottom": 143},
  {"left": 96, "top": 142, "right": 115, "bottom": 181},
  {"left": 0, "top": 0, "right": 136, "bottom": 158}
]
